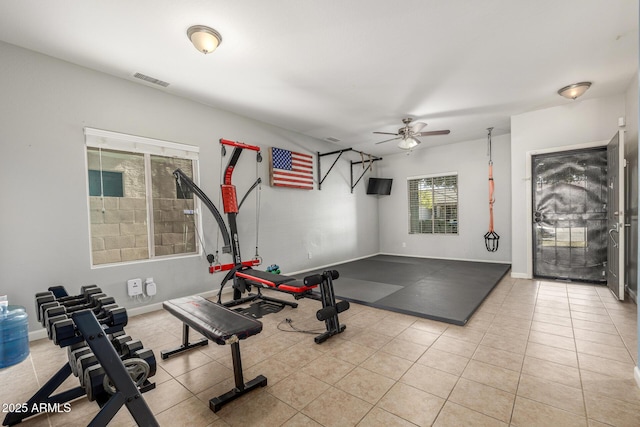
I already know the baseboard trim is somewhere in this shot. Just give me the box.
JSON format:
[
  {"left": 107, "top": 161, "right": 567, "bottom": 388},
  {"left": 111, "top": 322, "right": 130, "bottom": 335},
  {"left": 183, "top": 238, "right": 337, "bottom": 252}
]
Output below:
[{"left": 511, "top": 272, "right": 531, "bottom": 279}]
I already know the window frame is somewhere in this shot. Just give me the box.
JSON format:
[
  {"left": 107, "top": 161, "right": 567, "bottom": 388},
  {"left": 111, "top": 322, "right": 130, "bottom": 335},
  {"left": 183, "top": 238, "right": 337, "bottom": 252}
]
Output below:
[
  {"left": 84, "top": 127, "right": 202, "bottom": 268},
  {"left": 407, "top": 172, "right": 459, "bottom": 235}
]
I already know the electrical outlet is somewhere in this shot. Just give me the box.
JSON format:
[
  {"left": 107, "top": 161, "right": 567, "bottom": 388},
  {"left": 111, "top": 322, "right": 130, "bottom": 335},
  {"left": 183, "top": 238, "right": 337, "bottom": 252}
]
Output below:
[
  {"left": 127, "top": 278, "right": 143, "bottom": 296},
  {"left": 308, "top": 252, "right": 312, "bottom": 259}
]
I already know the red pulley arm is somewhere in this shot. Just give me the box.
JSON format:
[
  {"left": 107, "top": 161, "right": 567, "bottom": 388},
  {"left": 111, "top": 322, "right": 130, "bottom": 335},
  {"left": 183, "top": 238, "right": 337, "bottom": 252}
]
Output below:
[
  {"left": 209, "top": 259, "right": 261, "bottom": 274},
  {"left": 220, "top": 138, "right": 261, "bottom": 152}
]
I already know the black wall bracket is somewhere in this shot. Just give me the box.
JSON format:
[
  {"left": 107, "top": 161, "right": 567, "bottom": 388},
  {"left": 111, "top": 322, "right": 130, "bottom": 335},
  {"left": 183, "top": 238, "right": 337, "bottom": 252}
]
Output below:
[{"left": 317, "top": 148, "right": 382, "bottom": 193}]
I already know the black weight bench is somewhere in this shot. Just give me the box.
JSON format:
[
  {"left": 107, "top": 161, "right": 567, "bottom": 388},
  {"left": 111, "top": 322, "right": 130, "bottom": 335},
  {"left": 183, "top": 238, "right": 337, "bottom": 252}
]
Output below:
[{"left": 161, "top": 296, "right": 267, "bottom": 412}]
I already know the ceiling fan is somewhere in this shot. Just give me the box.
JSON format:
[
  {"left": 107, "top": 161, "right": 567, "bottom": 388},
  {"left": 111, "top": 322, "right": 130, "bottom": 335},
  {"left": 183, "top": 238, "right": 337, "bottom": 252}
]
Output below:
[{"left": 374, "top": 117, "right": 450, "bottom": 150}]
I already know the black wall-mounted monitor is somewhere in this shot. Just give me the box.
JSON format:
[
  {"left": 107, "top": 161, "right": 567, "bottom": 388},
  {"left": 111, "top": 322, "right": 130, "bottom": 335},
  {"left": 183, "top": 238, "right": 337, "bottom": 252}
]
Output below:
[{"left": 366, "top": 178, "right": 393, "bottom": 195}]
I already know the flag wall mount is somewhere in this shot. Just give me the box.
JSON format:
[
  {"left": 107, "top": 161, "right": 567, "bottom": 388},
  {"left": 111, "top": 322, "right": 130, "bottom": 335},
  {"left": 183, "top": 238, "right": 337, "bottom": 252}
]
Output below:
[{"left": 317, "top": 148, "right": 383, "bottom": 193}]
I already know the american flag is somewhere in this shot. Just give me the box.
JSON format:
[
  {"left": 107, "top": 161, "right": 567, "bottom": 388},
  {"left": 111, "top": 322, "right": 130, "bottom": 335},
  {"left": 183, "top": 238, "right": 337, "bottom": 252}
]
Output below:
[{"left": 269, "top": 147, "right": 314, "bottom": 190}]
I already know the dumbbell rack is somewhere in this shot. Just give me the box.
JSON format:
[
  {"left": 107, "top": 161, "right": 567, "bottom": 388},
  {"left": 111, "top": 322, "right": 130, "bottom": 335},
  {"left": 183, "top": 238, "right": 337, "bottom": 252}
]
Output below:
[{"left": 2, "top": 287, "right": 159, "bottom": 427}]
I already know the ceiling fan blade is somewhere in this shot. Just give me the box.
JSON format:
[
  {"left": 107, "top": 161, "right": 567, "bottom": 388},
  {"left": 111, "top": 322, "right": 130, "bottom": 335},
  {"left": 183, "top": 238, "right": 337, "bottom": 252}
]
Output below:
[
  {"left": 373, "top": 131, "right": 399, "bottom": 135},
  {"left": 410, "top": 122, "right": 427, "bottom": 133},
  {"left": 375, "top": 136, "right": 401, "bottom": 144},
  {"left": 416, "top": 130, "right": 451, "bottom": 137}
]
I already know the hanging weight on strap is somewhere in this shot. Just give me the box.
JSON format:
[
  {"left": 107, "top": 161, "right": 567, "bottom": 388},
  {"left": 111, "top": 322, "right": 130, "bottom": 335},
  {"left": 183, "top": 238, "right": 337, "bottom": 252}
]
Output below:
[{"left": 484, "top": 127, "right": 499, "bottom": 252}]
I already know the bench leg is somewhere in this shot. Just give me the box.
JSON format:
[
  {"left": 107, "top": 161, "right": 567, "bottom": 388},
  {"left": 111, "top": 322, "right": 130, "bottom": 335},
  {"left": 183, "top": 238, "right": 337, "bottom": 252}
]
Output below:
[
  {"left": 160, "top": 324, "right": 208, "bottom": 360},
  {"left": 208, "top": 342, "right": 267, "bottom": 412}
]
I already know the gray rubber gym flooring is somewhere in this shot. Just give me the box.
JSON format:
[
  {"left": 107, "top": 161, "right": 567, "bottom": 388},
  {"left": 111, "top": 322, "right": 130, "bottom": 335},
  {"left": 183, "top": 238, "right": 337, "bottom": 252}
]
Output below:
[{"left": 299, "top": 255, "right": 511, "bottom": 325}]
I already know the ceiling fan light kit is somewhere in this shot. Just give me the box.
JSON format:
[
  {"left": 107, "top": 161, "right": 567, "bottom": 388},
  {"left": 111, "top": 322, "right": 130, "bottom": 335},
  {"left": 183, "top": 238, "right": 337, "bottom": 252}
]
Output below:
[
  {"left": 557, "top": 81, "right": 591, "bottom": 100},
  {"left": 374, "top": 117, "right": 450, "bottom": 150},
  {"left": 187, "top": 25, "right": 222, "bottom": 54},
  {"left": 398, "top": 136, "right": 419, "bottom": 150}
]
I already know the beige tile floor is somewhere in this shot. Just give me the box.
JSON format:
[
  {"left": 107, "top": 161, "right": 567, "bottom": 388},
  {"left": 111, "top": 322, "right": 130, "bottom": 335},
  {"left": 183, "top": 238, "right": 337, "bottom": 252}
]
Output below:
[{"left": 1, "top": 276, "right": 639, "bottom": 426}]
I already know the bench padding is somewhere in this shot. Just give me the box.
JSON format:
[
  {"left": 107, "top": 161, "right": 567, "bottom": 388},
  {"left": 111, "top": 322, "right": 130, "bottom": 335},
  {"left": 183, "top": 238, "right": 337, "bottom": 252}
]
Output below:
[
  {"left": 163, "top": 296, "right": 262, "bottom": 345},
  {"left": 236, "top": 269, "right": 316, "bottom": 293}
]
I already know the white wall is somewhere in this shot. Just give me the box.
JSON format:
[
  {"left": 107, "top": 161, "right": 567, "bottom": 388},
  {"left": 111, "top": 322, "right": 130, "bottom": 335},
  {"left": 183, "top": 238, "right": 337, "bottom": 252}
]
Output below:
[
  {"left": 0, "top": 41, "right": 379, "bottom": 330},
  {"left": 510, "top": 95, "right": 626, "bottom": 277},
  {"left": 376, "top": 134, "right": 512, "bottom": 263}
]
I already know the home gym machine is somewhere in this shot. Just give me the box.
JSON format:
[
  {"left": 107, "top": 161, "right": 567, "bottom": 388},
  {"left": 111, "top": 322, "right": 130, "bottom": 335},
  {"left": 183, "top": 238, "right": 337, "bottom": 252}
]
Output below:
[
  {"left": 171, "top": 138, "right": 349, "bottom": 343},
  {"left": 3, "top": 285, "right": 158, "bottom": 427}
]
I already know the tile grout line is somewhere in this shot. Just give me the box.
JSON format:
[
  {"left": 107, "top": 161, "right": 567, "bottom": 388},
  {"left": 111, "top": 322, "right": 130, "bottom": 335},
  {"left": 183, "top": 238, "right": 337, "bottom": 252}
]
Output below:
[{"left": 506, "top": 277, "right": 536, "bottom": 426}]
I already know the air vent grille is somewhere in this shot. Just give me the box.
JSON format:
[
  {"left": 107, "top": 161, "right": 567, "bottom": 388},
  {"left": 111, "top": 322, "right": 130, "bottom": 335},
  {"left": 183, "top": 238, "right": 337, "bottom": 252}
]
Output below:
[
  {"left": 325, "top": 137, "right": 340, "bottom": 143},
  {"left": 133, "top": 72, "right": 170, "bottom": 87}
]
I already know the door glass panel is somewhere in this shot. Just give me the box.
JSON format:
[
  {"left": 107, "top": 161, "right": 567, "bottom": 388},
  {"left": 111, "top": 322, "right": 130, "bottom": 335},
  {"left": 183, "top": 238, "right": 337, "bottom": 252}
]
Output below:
[{"left": 532, "top": 148, "right": 607, "bottom": 282}]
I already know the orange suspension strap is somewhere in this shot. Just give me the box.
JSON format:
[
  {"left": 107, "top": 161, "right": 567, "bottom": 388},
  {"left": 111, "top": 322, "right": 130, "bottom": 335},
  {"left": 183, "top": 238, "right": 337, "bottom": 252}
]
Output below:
[{"left": 484, "top": 127, "right": 499, "bottom": 252}]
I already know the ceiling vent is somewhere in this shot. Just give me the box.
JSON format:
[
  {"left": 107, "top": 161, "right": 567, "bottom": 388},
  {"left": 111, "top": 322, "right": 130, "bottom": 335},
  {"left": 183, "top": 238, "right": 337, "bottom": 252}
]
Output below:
[
  {"left": 133, "top": 72, "right": 170, "bottom": 87},
  {"left": 325, "top": 137, "right": 341, "bottom": 143}
]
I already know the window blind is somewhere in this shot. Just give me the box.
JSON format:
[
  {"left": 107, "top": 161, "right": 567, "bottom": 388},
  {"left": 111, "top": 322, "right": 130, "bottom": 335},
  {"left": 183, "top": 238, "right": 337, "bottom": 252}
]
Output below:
[{"left": 408, "top": 174, "right": 458, "bottom": 234}]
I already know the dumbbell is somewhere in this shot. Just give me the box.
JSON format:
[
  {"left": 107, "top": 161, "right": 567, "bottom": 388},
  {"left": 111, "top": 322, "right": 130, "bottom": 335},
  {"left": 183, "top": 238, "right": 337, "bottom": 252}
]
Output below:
[
  {"left": 37, "top": 288, "right": 105, "bottom": 322},
  {"left": 70, "top": 347, "right": 93, "bottom": 377},
  {"left": 68, "top": 333, "right": 134, "bottom": 376},
  {"left": 74, "top": 338, "right": 148, "bottom": 384},
  {"left": 74, "top": 345, "right": 124, "bottom": 385},
  {"left": 120, "top": 339, "right": 144, "bottom": 357},
  {"left": 83, "top": 349, "right": 157, "bottom": 401},
  {"left": 75, "top": 341, "right": 139, "bottom": 386},
  {"left": 76, "top": 353, "right": 100, "bottom": 387},
  {"left": 51, "top": 307, "right": 128, "bottom": 345},
  {"left": 50, "top": 284, "right": 99, "bottom": 303},
  {"left": 34, "top": 285, "right": 86, "bottom": 303},
  {"left": 45, "top": 301, "right": 120, "bottom": 339},
  {"left": 111, "top": 334, "right": 133, "bottom": 356},
  {"left": 36, "top": 284, "right": 99, "bottom": 309},
  {"left": 84, "top": 365, "right": 107, "bottom": 401},
  {"left": 66, "top": 341, "right": 88, "bottom": 369},
  {"left": 36, "top": 286, "right": 102, "bottom": 322},
  {"left": 41, "top": 294, "right": 112, "bottom": 326},
  {"left": 133, "top": 348, "right": 157, "bottom": 378},
  {"left": 42, "top": 295, "right": 115, "bottom": 328}
]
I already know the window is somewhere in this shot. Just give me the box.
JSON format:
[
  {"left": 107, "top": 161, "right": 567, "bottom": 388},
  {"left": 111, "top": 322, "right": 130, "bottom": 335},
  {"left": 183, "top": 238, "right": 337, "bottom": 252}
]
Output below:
[
  {"left": 408, "top": 173, "right": 458, "bottom": 234},
  {"left": 88, "top": 170, "right": 123, "bottom": 197},
  {"left": 85, "top": 128, "right": 200, "bottom": 266}
]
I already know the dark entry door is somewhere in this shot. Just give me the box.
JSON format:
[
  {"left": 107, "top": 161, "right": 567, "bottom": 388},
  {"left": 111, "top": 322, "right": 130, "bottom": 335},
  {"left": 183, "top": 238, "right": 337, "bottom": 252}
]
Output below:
[
  {"left": 532, "top": 148, "right": 608, "bottom": 282},
  {"left": 606, "top": 130, "right": 625, "bottom": 299}
]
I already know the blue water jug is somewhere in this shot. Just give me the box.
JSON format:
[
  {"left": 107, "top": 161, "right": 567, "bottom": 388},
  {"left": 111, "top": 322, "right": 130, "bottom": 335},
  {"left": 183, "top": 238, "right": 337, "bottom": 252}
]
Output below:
[{"left": 0, "top": 305, "right": 30, "bottom": 369}]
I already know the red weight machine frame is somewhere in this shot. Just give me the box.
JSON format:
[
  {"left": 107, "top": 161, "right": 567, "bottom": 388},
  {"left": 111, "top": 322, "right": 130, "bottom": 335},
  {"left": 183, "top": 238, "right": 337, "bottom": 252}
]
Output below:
[{"left": 173, "top": 139, "right": 349, "bottom": 342}]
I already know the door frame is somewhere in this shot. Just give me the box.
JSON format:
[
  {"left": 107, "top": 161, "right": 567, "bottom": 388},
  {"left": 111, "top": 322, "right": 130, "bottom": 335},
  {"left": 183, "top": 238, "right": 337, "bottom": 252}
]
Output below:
[{"left": 525, "top": 140, "right": 608, "bottom": 279}]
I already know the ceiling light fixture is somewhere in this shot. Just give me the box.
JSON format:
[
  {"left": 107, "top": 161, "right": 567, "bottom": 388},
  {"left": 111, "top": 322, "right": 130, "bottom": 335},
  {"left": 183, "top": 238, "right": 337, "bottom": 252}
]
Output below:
[
  {"left": 398, "top": 136, "right": 419, "bottom": 150},
  {"left": 187, "top": 25, "right": 222, "bottom": 54},
  {"left": 557, "top": 82, "right": 591, "bottom": 100}
]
